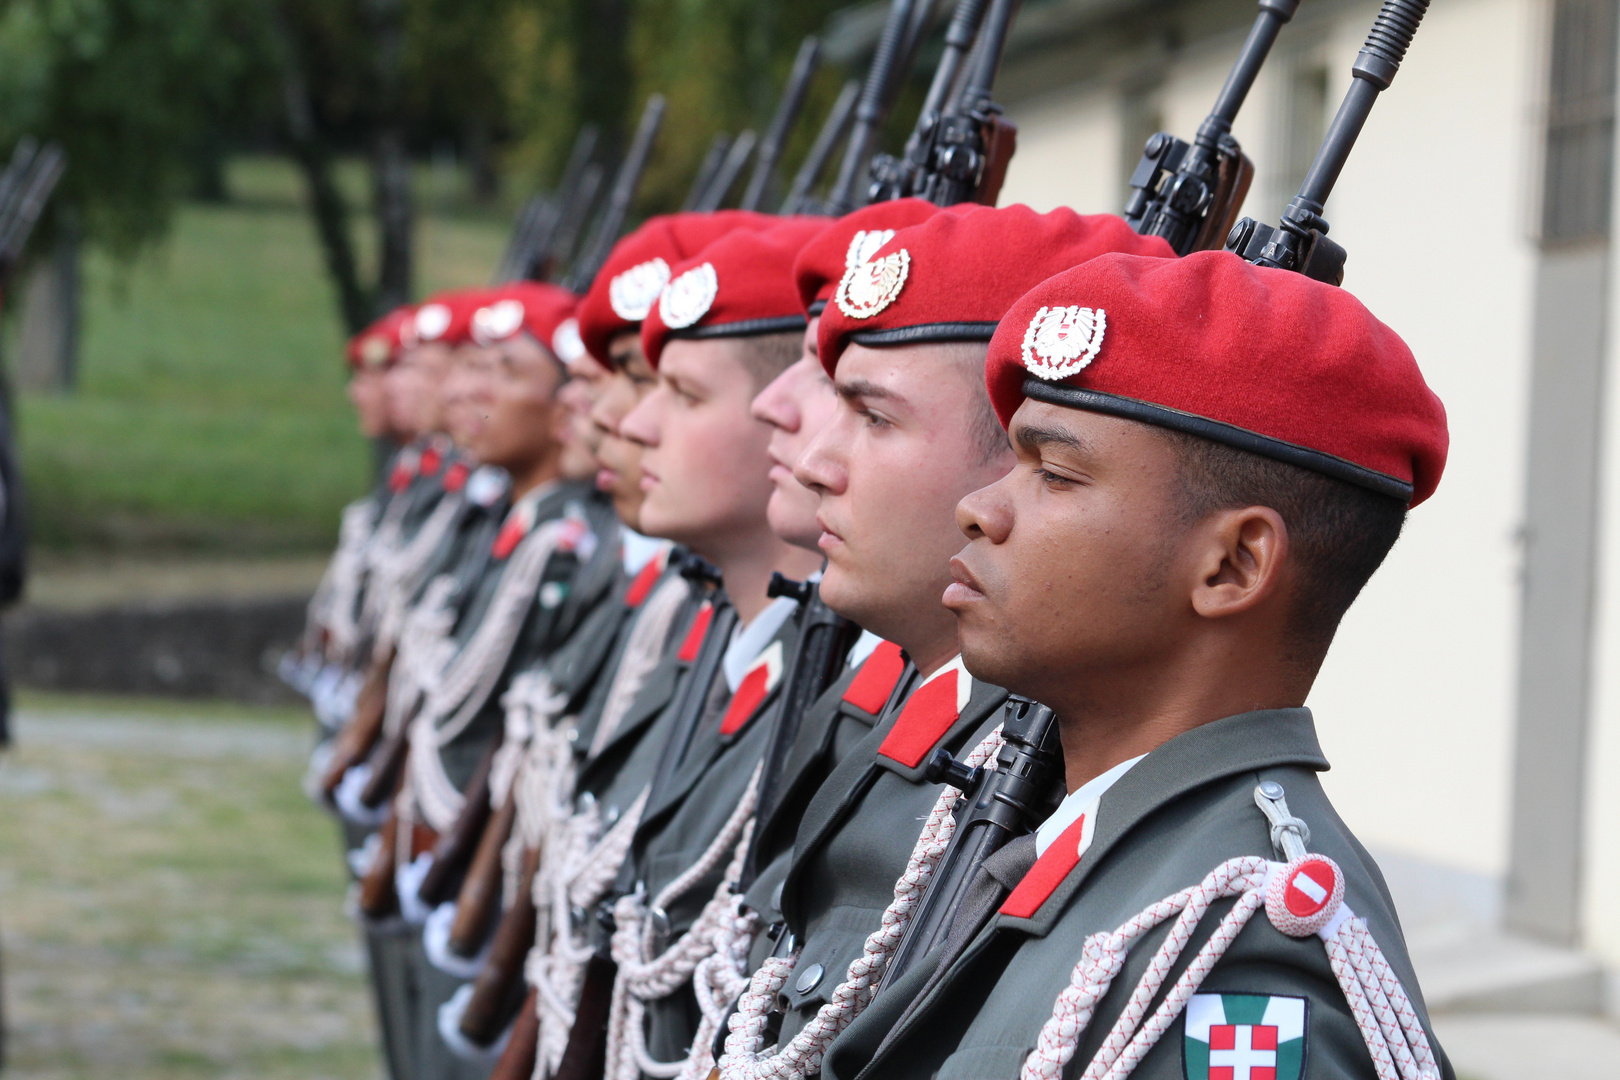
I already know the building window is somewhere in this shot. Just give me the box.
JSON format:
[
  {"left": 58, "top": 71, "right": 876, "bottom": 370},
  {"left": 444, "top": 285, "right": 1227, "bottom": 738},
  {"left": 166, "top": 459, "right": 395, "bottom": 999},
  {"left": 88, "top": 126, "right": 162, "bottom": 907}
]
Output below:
[{"left": 1542, "top": 0, "right": 1619, "bottom": 244}]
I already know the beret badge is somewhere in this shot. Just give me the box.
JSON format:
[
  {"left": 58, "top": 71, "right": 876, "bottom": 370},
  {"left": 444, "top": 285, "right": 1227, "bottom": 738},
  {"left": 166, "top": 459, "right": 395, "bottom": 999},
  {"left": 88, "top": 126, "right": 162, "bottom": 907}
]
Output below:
[
  {"left": 1021, "top": 305, "right": 1106, "bottom": 381},
  {"left": 610, "top": 257, "right": 672, "bottom": 321},
  {"left": 415, "top": 302, "right": 453, "bottom": 342},
  {"left": 473, "top": 298, "right": 526, "bottom": 344},
  {"left": 659, "top": 262, "right": 719, "bottom": 329},
  {"left": 845, "top": 229, "right": 895, "bottom": 269},
  {"left": 552, "top": 317, "right": 585, "bottom": 363},
  {"left": 835, "top": 248, "right": 910, "bottom": 320}
]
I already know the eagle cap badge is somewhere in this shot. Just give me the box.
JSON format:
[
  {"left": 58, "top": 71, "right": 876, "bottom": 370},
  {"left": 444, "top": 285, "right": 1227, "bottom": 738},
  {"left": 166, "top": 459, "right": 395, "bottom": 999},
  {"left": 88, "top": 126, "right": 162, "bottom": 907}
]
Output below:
[
  {"left": 659, "top": 262, "right": 719, "bottom": 329},
  {"left": 1021, "top": 305, "right": 1106, "bottom": 381},
  {"left": 835, "top": 249, "right": 910, "bottom": 320},
  {"left": 414, "top": 302, "right": 453, "bottom": 343},
  {"left": 845, "top": 229, "right": 895, "bottom": 269},
  {"left": 473, "top": 298, "right": 525, "bottom": 344},
  {"left": 551, "top": 317, "right": 585, "bottom": 363},
  {"left": 609, "top": 257, "right": 672, "bottom": 321}
]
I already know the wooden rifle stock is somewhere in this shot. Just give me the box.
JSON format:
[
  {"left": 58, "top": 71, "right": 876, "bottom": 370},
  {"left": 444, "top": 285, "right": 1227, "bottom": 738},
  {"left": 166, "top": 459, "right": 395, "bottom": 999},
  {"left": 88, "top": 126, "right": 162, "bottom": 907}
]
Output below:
[
  {"left": 319, "top": 650, "right": 394, "bottom": 798},
  {"left": 358, "top": 810, "right": 402, "bottom": 918},
  {"left": 448, "top": 796, "right": 518, "bottom": 957},
  {"left": 1193, "top": 144, "right": 1254, "bottom": 252},
  {"left": 553, "top": 952, "right": 616, "bottom": 1080},
  {"left": 488, "top": 988, "right": 540, "bottom": 1080},
  {"left": 973, "top": 115, "right": 1017, "bottom": 206},
  {"left": 416, "top": 743, "right": 499, "bottom": 907},
  {"left": 459, "top": 844, "right": 542, "bottom": 1046},
  {"left": 359, "top": 723, "right": 411, "bottom": 809}
]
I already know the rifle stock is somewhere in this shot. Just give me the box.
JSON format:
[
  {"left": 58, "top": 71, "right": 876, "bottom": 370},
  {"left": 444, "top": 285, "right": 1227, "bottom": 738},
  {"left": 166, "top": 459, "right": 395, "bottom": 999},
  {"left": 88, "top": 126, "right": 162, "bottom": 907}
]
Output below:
[
  {"left": 319, "top": 650, "right": 393, "bottom": 798},
  {"left": 358, "top": 723, "right": 410, "bottom": 809},
  {"left": 488, "top": 988, "right": 540, "bottom": 1080},
  {"left": 459, "top": 844, "right": 543, "bottom": 1045},
  {"left": 358, "top": 810, "right": 402, "bottom": 918},
  {"left": 553, "top": 952, "right": 616, "bottom": 1080},
  {"left": 448, "top": 795, "right": 518, "bottom": 957},
  {"left": 415, "top": 743, "right": 499, "bottom": 907}
]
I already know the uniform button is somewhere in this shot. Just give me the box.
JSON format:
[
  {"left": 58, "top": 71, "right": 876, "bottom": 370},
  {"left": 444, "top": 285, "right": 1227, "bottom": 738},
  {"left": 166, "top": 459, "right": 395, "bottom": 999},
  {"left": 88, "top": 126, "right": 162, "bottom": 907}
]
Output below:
[
  {"left": 794, "top": 962, "right": 825, "bottom": 995},
  {"left": 1258, "top": 780, "right": 1285, "bottom": 800}
]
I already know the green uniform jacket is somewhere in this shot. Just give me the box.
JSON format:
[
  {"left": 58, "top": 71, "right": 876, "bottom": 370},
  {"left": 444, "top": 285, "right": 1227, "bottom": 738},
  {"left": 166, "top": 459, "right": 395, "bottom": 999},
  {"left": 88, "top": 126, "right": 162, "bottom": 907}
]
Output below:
[
  {"left": 766, "top": 666, "right": 1006, "bottom": 1046},
  {"left": 824, "top": 709, "right": 1455, "bottom": 1080}
]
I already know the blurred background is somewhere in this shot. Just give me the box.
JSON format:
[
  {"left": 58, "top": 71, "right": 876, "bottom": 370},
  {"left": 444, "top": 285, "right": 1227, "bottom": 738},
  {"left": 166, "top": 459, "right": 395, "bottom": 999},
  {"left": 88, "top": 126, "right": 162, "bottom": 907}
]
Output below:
[{"left": 2, "top": 0, "right": 1620, "bottom": 1076}]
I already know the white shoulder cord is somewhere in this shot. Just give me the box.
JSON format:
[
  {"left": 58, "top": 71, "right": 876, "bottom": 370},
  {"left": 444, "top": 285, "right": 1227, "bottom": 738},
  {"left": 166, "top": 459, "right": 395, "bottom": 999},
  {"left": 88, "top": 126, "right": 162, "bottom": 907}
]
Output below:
[
  {"left": 495, "top": 671, "right": 574, "bottom": 909},
  {"left": 1018, "top": 783, "right": 1442, "bottom": 1080},
  {"left": 592, "top": 572, "right": 692, "bottom": 758},
  {"left": 364, "top": 491, "right": 466, "bottom": 658},
  {"left": 407, "top": 515, "right": 585, "bottom": 833},
  {"left": 604, "top": 765, "right": 762, "bottom": 1080},
  {"left": 719, "top": 725, "right": 1008, "bottom": 1080},
  {"left": 528, "top": 787, "right": 652, "bottom": 1078},
  {"left": 319, "top": 497, "right": 381, "bottom": 664},
  {"left": 383, "top": 574, "right": 459, "bottom": 738}
]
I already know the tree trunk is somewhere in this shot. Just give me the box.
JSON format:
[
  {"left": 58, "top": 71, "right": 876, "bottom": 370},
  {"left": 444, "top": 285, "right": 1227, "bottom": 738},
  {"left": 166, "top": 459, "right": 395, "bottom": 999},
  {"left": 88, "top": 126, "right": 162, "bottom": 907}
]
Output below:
[
  {"left": 569, "top": 0, "right": 634, "bottom": 156},
  {"left": 366, "top": 0, "right": 412, "bottom": 312},
  {"left": 16, "top": 220, "right": 79, "bottom": 394}
]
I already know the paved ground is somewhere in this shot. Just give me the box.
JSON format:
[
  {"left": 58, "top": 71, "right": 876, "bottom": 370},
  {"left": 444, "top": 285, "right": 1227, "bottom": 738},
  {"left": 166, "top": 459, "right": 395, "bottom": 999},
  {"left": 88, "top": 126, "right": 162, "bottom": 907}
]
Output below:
[{"left": 0, "top": 697, "right": 379, "bottom": 1079}]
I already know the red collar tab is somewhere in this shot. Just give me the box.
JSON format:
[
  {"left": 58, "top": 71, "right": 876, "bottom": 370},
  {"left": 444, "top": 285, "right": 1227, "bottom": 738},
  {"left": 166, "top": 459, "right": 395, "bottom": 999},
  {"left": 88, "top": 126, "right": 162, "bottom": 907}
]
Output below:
[
  {"left": 418, "top": 444, "right": 444, "bottom": 477},
  {"left": 719, "top": 640, "right": 785, "bottom": 736},
  {"left": 677, "top": 601, "right": 715, "bottom": 662},
  {"left": 442, "top": 461, "right": 470, "bottom": 493},
  {"left": 491, "top": 498, "right": 540, "bottom": 559},
  {"left": 841, "top": 640, "right": 906, "bottom": 714},
  {"left": 388, "top": 448, "right": 421, "bottom": 493},
  {"left": 876, "top": 656, "right": 972, "bottom": 768},
  {"left": 625, "top": 553, "right": 665, "bottom": 608},
  {"left": 1000, "top": 810, "right": 1091, "bottom": 919}
]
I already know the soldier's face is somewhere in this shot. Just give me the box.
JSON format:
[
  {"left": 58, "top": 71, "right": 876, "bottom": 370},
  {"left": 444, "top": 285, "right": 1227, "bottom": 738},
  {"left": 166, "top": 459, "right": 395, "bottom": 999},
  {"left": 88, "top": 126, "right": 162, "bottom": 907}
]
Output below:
[
  {"left": 620, "top": 337, "right": 775, "bottom": 556},
  {"left": 388, "top": 343, "right": 453, "bottom": 437},
  {"left": 560, "top": 349, "right": 613, "bottom": 477},
  {"left": 591, "top": 332, "right": 656, "bottom": 529},
  {"left": 442, "top": 345, "right": 491, "bottom": 448},
  {"left": 946, "top": 400, "right": 1189, "bottom": 706},
  {"left": 796, "top": 342, "right": 1013, "bottom": 652},
  {"left": 347, "top": 369, "right": 392, "bottom": 439},
  {"left": 467, "top": 336, "right": 565, "bottom": 475},
  {"left": 750, "top": 317, "right": 835, "bottom": 551}
]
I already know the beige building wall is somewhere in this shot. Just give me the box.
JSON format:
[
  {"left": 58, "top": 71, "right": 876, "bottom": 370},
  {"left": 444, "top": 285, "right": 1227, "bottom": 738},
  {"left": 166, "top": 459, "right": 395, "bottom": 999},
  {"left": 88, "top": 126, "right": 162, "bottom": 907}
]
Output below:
[{"left": 996, "top": 0, "right": 1595, "bottom": 951}]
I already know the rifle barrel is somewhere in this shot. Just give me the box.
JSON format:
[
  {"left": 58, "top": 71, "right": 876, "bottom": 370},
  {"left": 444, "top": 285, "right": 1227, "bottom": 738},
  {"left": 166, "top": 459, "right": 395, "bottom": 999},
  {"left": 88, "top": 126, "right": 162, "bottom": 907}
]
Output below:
[
  {"left": 683, "top": 133, "right": 733, "bottom": 212},
  {"left": 829, "top": 0, "right": 922, "bottom": 212},
  {"left": 742, "top": 36, "right": 823, "bottom": 211},
  {"left": 0, "top": 143, "right": 64, "bottom": 269},
  {"left": 782, "top": 80, "right": 860, "bottom": 213},
  {"left": 572, "top": 95, "right": 666, "bottom": 289},
  {"left": 695, "top": 130, "right": 757, "bottom": 212}
]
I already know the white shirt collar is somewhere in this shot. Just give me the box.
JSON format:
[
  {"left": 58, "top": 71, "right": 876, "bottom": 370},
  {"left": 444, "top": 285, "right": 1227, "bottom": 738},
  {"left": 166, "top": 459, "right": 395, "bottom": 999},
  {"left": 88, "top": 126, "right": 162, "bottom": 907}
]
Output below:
[
  {"left": 1034, "top": 753, "right": 1147, "bottom": 857},
  {"left": 620, "top": 530, "right": 664, "bottom": 574},
  {"left": 846, "top": 630, "right": 884, "bottom": 668},
  {"left": 722, "top": 594, "right": 800, "bottom": 692}
]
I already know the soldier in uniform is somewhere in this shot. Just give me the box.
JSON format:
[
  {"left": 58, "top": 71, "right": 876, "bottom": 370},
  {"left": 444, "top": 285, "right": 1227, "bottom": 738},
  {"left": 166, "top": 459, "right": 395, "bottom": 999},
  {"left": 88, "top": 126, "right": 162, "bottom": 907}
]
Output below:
[
  {"left": 711, "top": 204, "right": 1174, "bottom": 1080},
  {"left": 823, "top": 250, "right": 1454, "bottom": 1080}
]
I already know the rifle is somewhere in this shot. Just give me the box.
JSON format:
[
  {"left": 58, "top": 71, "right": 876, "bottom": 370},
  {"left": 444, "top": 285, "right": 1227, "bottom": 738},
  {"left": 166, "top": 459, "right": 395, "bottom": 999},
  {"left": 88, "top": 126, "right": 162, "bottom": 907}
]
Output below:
[
  {"left": 740, "top": 37, "right": 824, "bottom": 212},
  {"left": 1226, "top": 0, "right": 1430, "bottom": 283},
  {"left": 1122, "top": 0, "right": 1300, "bottom": 254},
  {"left": 319, "top": 647, "right": 394, "bottom": 798},
  {"left": 359, "top": 719, "right": 412, "bottom": 809},
  {"left": 825, "top": 0, "right": 931, "bottom": 214},
  {"left": 502, "top": 124, "right": 600, "bottom": 282},
  {"left": 907, "top": 0, "right": 1020, "bottom": 207},
  {"left": 867, "top": 0, "right": 992, "bottom": 203},
  {"left": 414, "top": 742, "right": 498, "bottom": 907},
  {"left": 876, "top": 696, "right": 1063, "bottom": 991},
  {"left": 548, "top": 162, "right": 606, "bottom": 276},
  {"left": 458, "top": 843, "right": 542, "bottom": 1045},
  {"left": 488, "top": 988, "right": 540, "bottom": 1080},
  {"left": 567, "top": 94, "right": 667, "bottom": 291},
  {"left": 359, "top": 809, "right": 403, "bottom": 918},
  {"left": 447, "top": 794, "right": 519, "bottom": 957},
  {"left": 781, "top": 80, "right": 861, "bottom": 214},
  {"left": 684, "top": 134, "right": 734, "bottom": 211},
  {"left": 693, "top": 131, "right": 758, "bottom": 212},
  {"left": 497, "top": 195, "right": 555, "bottom": 284},
  {"left": 0, "top": 140, "right": 66, "bottom": 285},
  {"left": 737, "top": 573, "right": 860, "bottom": 890}
]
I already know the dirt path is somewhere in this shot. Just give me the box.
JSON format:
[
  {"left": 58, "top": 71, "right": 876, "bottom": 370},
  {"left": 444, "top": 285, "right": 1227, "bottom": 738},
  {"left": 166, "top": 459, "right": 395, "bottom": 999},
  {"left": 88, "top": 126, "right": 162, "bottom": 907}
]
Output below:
[{"left": 0, "top": 702, "right": 380, "bottom": 1079}]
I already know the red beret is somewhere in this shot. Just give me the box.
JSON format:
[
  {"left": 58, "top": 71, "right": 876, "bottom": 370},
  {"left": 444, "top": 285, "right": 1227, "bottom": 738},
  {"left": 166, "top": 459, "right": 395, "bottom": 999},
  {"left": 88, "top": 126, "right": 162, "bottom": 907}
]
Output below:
[
  {"left": 641, "top": 217, "right": 831, "bottom": 368},
  {"left": 347, "top": 306, "right": 415, "bottom": 371},
  {"left": 817, "top": 205, "right": 1175, "bottom": 376},
  {"left": 576, "top": 210, "right": 779, "bottom": 364},
  {"left": 792, "top": 198, "right": 943, "bottom": 317},
  {"left": 470, "top": 282, "right": 578, "bottom": 356},
  {"left": 987, "top": 250, "right": 1449, "bottom": 505},
  {"left": 413, "top": 288, "right": 495, "bottom": 348}
]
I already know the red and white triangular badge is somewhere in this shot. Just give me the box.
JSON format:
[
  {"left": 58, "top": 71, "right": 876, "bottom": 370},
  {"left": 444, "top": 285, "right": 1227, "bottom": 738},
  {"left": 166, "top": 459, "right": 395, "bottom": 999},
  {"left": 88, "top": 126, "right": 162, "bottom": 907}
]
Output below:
[
  {"left": 676, "top": 601, "right": 715, "bottom": 662},
  {"left": 719, "top": 640, "right": 784, "bottom": 736},
  {"left": 841, "top": 640, "right": 905, "bottom": 714},
  {"left": 491, "top": 498, "right": 539, "bottom": 559},
  {"left": 876, "top": 655, "right": 972, "bottom": 768}
]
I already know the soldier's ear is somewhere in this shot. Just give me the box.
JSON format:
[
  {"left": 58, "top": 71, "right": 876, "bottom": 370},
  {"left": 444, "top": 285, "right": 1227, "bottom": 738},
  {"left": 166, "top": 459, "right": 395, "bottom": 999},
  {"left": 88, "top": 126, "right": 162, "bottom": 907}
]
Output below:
[{"left": 1187, "top": 505, "right": 1289, "bottom": 622}]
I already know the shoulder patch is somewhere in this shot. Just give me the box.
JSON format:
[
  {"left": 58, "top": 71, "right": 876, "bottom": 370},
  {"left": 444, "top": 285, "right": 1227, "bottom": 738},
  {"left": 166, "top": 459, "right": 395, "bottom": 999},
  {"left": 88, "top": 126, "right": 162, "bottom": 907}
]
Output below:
[
  {"left": 1184, "top": 993, "right": 1307, "bottom": 1080},
  {"left": 834, "top": 249, "right": 909, "bottom": 320}
]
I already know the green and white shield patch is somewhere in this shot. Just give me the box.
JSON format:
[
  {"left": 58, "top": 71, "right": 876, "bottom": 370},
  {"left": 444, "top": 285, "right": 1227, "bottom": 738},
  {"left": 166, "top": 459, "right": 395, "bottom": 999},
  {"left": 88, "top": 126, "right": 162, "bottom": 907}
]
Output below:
[{"left": 1183, "top": 993, "right": 1306, "bottom": 1080}]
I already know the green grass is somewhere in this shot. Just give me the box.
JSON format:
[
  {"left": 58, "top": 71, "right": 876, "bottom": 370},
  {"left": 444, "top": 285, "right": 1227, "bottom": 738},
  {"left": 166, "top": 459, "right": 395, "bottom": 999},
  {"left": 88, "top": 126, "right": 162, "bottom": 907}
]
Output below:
[
  {"left": 0, "top": 698, "right": 379, "bottom": 1078},
  {"left": 11, "top": 156, "right": 513, "bottom": 553}
]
